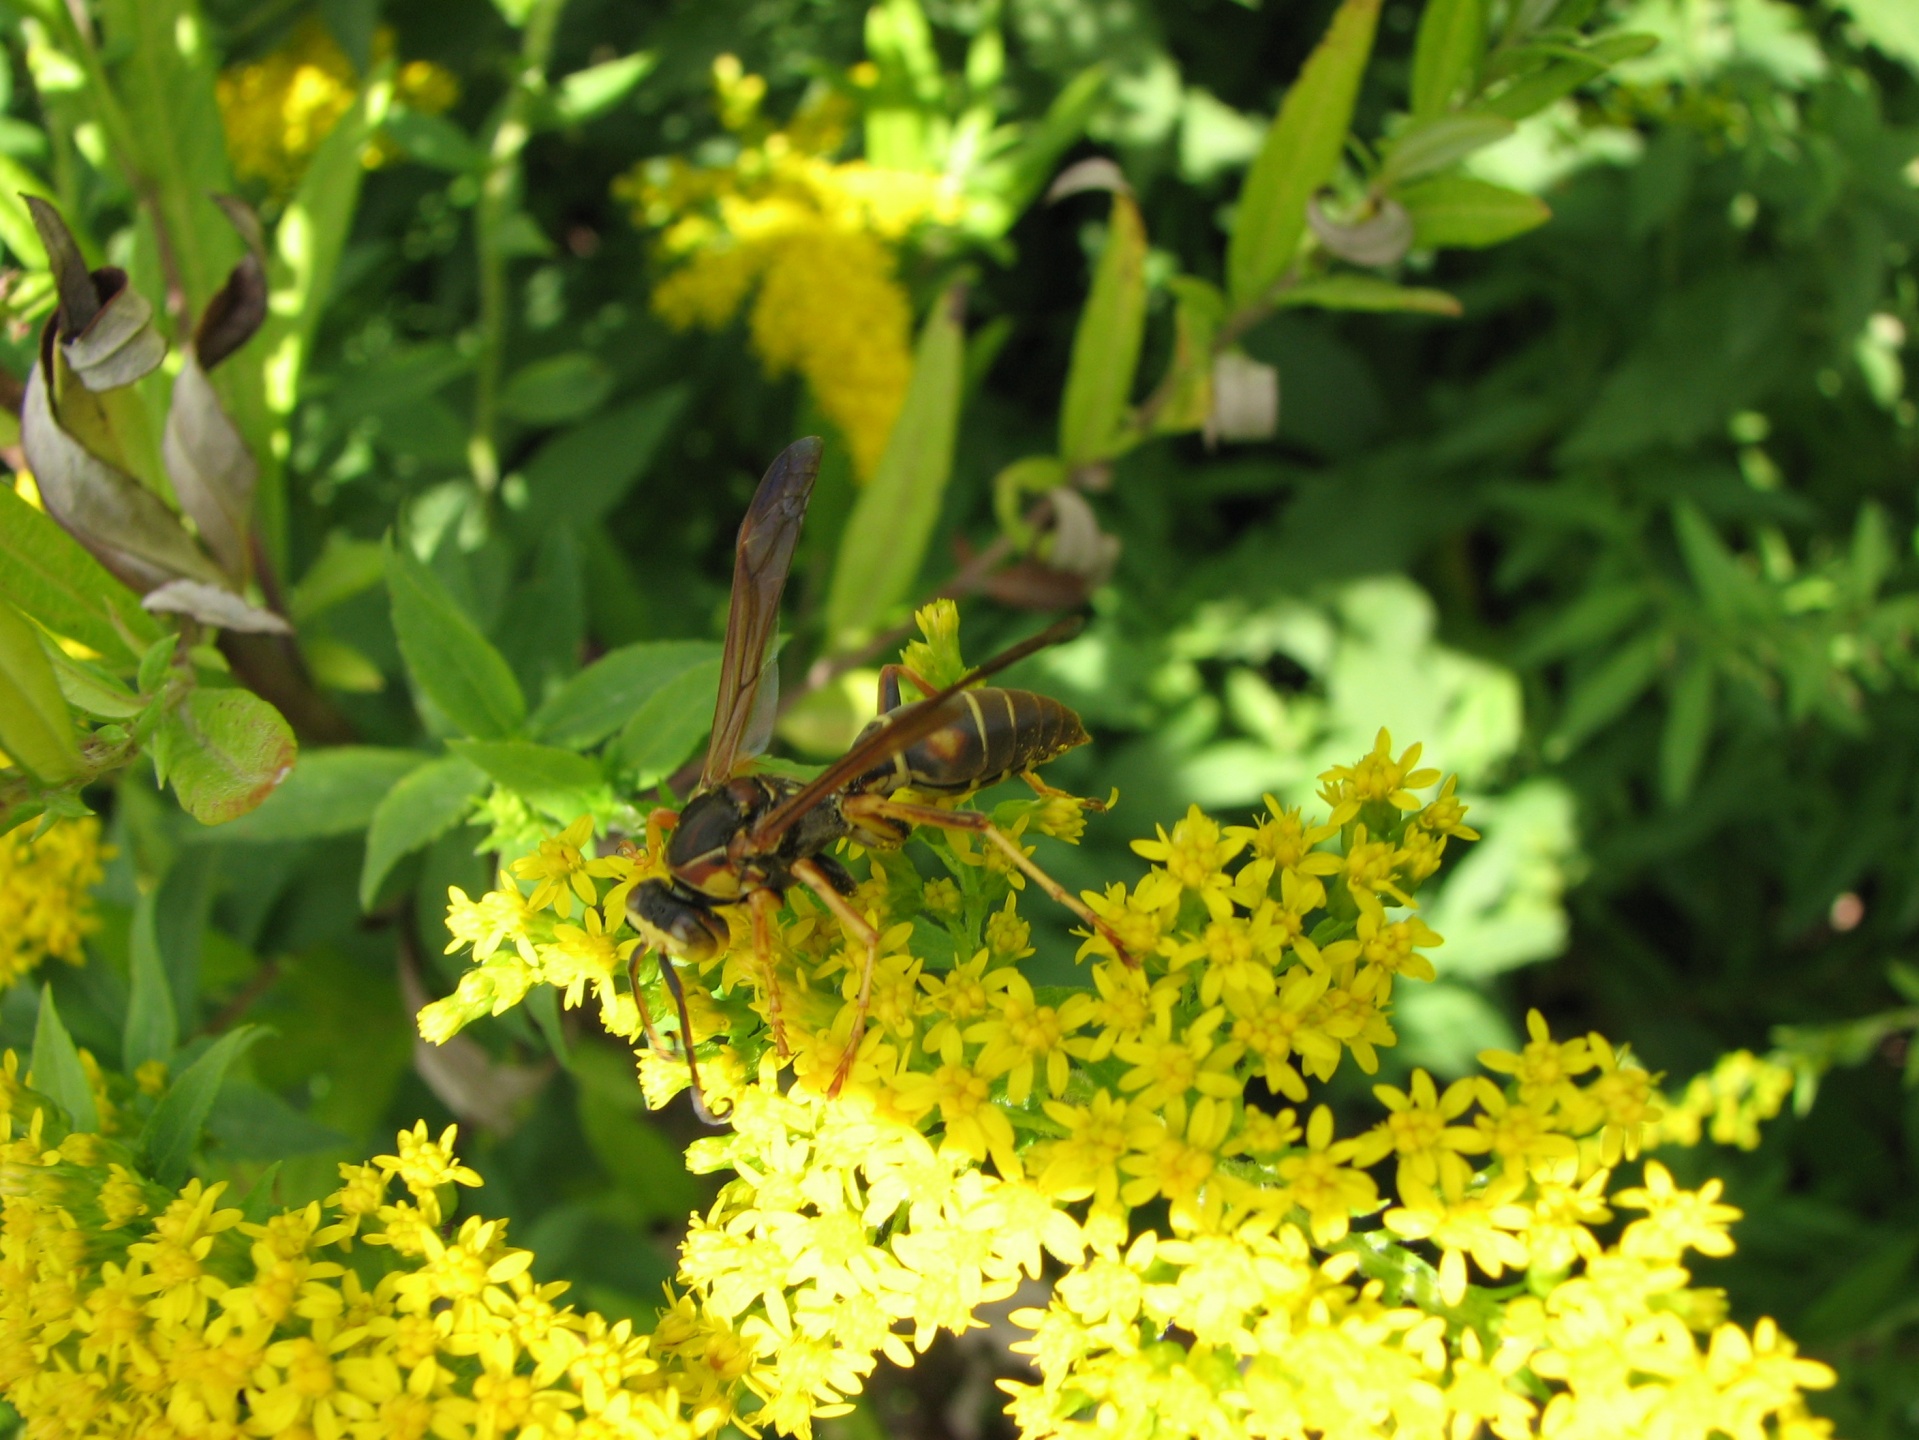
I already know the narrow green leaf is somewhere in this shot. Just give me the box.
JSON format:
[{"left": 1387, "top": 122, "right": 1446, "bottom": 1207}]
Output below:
[
  {"left": 1672, "top": 502, "right": 1761, "bottom": 622},
  {"left": 498, "top": 352, "right": 613, "bottom": 426},
  {"left": 385, "top": 541, "right": 527, "bottom": 738},
  {"left": 518, "top": 388, "right": 686, "bottom": 526},
  {"left": 449, "top": 739, "right": 605, "bottom": 818},
  {"left": 204, "top": 1079, "right": 347, "bottom": 1159},
  {"left": 824, "top": 285, "right": 967, "bottom": 649},
  {"left": 1410, "top": 0, "right": 1485, "bottom": 117},
  {"left": 360, "top": 755, "right": 489, "bottom": 908},
  {"left": 157, "top": 688, "right": 299, "bottom": 825},
  {"left": 124, "top": 888, "right": 179, "bottom": 1072},
  {"left": 1397, "top": 175, "right": 1550, "bottom": 249},
  {"left": 1226, "top": 0, "right": 1383, "bottom": 306},
  {"left": 1377, "top": 113, "right": 1513, "bottom": 187},
  {"left": 1547, "top": 632, "right": 1665, "bottom": 760},
  {"left": 1512, "top": 584, "right": 1651, "bottom": 666},
  {"left": 211, "top": 747, "right": 426, "bottom": 842},
  {"left": 45, "top": 643, "right": 145, "bottom": 719},
  {"left": 531, "top": 640, "right": 723, "bottom": 749},
  {"left": 30, "top": 985, "right": 97, "bottom": 1133},
  {"left": 262, "top": 73, "right": 390, "bottom": 420},
  {"left": 1477, "top": 57, "right": 1603, "bottom": 120},
  {"left": 140, "top": 1025, "right": 264, "bottom": 1185},
  {"left": 615, "top": 657, "right": 724, "bottom": 786},
  {"left": 288, "top": 533, "right": 387, "bottom": 622},
  {"left": 972, "top": 64, "right": 1105, "bottom": 238},
  {"left": 551, "top": 51, "right": 656, "bottom": 125},
  {"left": 1277, "top": 276, "right": 1463, "bottom": 316},
  {"left": 0, "top": 485, "right": 164, "bottom": 661},
  {"left": 1059, "top": 192, "right": 1149, "bottom": 465},
  {"left": 0, "top": 596, "right": 82, "bottom": 783},
  {"left": 1659, "top": 654, "right": 1716, "bottom": 806},
  {"left": 380, "top": 108, "right": 483, "bottom": 172}
]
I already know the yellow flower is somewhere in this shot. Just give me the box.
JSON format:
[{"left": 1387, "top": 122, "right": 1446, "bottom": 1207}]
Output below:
[
  {"left": 1369, "top": 1068, "right": 1482, "bottom": 1198},
  {"left": 512, "top": 814, "right": 619, "bottom": 916},
  {"left": 1274, "top": 1105, "right": 1379, "bottom": 1243},
  {"left": 1318, "top": 728, "right": 1442, "bottom": 826},
  {"left": 0, "top": 815, "right": 107, "bottom": 990}
]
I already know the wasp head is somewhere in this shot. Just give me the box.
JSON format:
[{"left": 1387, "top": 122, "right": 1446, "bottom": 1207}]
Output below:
[{"left": 629, "top": 878, "right": 731, "bottom": 963}]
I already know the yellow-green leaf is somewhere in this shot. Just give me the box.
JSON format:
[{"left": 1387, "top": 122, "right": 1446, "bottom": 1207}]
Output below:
[
  {"left": 1278, "top": 276, "right": 1463, "bottom": 316},
  {"left": 1410, "top": 0, "right": 1485, "bottom": 118},
  {"left": 1059, "top": 192, "right": 1149, "bottom": 466},
  {"left": 0, "top": 596, "right": 82, "bottom": 783},
  {"left": 1397, "top": 175, "right": 1551, "bottom": 249}
]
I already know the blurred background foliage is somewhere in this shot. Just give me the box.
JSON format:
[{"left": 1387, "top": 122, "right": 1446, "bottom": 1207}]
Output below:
[{"left": 0, "top": 0, "right": 1916, "bottom": 1433}]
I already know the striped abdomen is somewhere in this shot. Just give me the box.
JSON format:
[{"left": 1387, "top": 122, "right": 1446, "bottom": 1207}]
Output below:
[{"left": 849, "top": 687, "right": 1089, "bottom": 797}]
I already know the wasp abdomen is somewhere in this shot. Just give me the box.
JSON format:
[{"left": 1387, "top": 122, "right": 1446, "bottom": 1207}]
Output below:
[{"left": 854, "top": 687, "right": 1088, "bottom": 797}]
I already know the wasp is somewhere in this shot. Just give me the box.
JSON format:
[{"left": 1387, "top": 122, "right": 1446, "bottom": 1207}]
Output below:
[{"left": 626, "top": 436, "right": 1132, "bottom": 1107}]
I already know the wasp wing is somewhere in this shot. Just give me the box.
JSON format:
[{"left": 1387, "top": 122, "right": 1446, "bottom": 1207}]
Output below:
[
  {"left": 748, "top": 615, "right": 1086, "bottom": 848},
  {"left": 700, "top": 437, "right": 822, "bottom": 791}
]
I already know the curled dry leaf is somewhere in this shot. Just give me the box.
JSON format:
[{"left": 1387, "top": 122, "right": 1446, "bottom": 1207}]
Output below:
[
  {"left": 1045, "top": 486, "right": 1122, "bottom": 586},
  {"left": 142, "top": 579, "right": 290, "bottom": 635},
  {"left": 1208, "top": 350, "right": 1280, "bottom": 443},
  {"left": 60, "top": 272, "right": 167, "bottom": 392},
  {"left": 164, "top": 353, "right": 258, "bottom": 578},
  {"left": 195, "top": 196, "right": 269, "bottom": 371},
  {"left": 1307, "top": 196, "right": 1415, "bottom": 267},
  {"left": 1047, "top": 155, "right": 1133, "bottom": 204},
  {"left": 22, "top": 349, "right": 227, "bottom": 594}
]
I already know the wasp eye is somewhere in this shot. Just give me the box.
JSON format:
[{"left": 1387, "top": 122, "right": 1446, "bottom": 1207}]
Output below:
[{"left": 630, "top": 880, "right": 728, "bottom": 963}]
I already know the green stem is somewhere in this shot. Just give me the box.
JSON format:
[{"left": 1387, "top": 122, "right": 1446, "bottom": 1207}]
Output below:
[{"left": 469, "top": 0, "right": 569, "bottom": 494}]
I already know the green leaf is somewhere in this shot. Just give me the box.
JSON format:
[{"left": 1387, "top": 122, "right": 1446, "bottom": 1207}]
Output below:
[
  {"left": 140, "top": 1025, "right": 264, "bottom": 1185},
  {"left": 824, "top": 285, "right": 966, "bottom": 649},
  {"left": 615, "top": 657, "right": 724, "bottom": 786},
  {"left": 288, "top": 533, "right": 387, "bottom": 622},
  {"left": 970, "top": 64, "right": 1105, "bottom": 238},
  {"left": 204, "top": 1080, "right": 347, "bottom": 1159},
  {"left": 211, "top": 747, "right": 426, "bottom": 842},
  {"left": 1377, "top": 113, "right": 1513, "bottom": 187},
  {"left": 381, "top": 108, "right": 483, "bottom": 171},
  {"left": 449, "top": 739, "right": 605, "bottom": 817},
  {"left": 124, "top": 887, "right": 179, "bottom": 1072},
  {"left": 1397, "top": 175, "right": 1551, "bottom": 249},
  {"left": 1659, "top": 654, "right": 1715, "bottom": 806},
  {"left": 531, "top": 640, "right": 723, "bottom": 750},
  {"left": 45, "top": 643, "right": 144, "bottom": 718},
  {"left": 1835, "top": 0, "right": 1919, "bottom": 73},
  {"left": 1477, "top": 57, "right": 1603, "bottom": 120},
  {"left": 385, "top": 541, "right": 527, "bottom": 739},
  {"left": 97, "top": 0, "right": 239, "bottom": 317},
  {"left": 1410, "top": 0, "right": 1485, "bottom": 118},
  {"left": 1547, "top": 632, "right": 1666, "bottom": 760},
  {"left": 551, "top": 52, "right": 656, "bottom": 125},
  {"left": 261, "top": 72, "right": 389, "bottom": 426},
  {"left": 1059, "top": 192, "right": 1149, "bottom": 465},
  {"left": 30, "top": 985, "right": 97, "bottom": 1133},
  {"left": 1672, "top": 502, "right": 1761, "bottom": 622},
  {"left": 0, "top": 153, "right": 56, "bottom": 268},
  {"left": 1512, "top": 584, "right": 1651, "bottom": 666},
  {"left": 518, "top": 388, "right": 687, "bottom": 527},
  {"left": 0, "top": 484, "right": 165, "bottom": 662},
  {"left": 1277, "top": 276, "right": 1463, "bottom": 316},
  {"left": 360, "top": 755, "right": 489, "bottom": 908},
  {"left": 0, "top": 595, "right": 82, "bottom": 783},
  {"left": 1226, "top": 0, "right": 1382, "bottom": 307},
  {"left": 498, "top": 353, "right": 613, "bottom": 426},
  {"left": 157, "top": 688, "right": 299, "bottom": 825}
]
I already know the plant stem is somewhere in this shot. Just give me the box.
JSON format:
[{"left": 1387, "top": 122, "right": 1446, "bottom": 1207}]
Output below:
[{"left": 469, "top": 0, "right": 569, "bottom": 494}]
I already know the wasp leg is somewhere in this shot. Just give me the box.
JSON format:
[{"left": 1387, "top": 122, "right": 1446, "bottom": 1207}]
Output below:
[
  {"left": 877, "top": 663, "right": 938, "bottom": 711},
  {"left": 654, "top": 951, "right": 723, "bottom": 1125},
  {"left": 791, "top": 857, "right": 883, "bottom": 1098},
  {"left": 645, "top": 806, "right": 680, "bottom": 858},
  {"left": 842, "top": 794, "right": 1138, "bottom": 967},
  {"left": 626, "top": 948, "right": 670, "bottom": 1054},
  {"left": 1022, "top": 769, "right": 1110, "bottom": 813},
  {"left": 749, "top": 887, "right": 790, "bottom": 1059}
]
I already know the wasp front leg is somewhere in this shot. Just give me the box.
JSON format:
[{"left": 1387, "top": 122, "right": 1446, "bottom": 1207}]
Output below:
[
  {"left": 841, "top": 793, "right": 1138, "bottom": 966},
  {"left": 790, "top": 857, "right": 883, "bottom": 1097},
  {"left": 749, "top": 887, "right": 790, "bottom": 1059}
]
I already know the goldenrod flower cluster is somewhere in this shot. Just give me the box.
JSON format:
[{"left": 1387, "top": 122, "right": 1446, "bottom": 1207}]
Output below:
[
  {"left": 418, "top": 613, "right": 1838, "bottom": 1439},
  {"left": 616, "top": 58, "right": 958, "bottom": 479},
  {"left": 0, "top": 1086, "right": 699, "bottom": 1439},
  {"left": 0, "top": 816, "right": 106, "bottom": 990},
  {"left": 1654, "top": 1049, "right": 1798, "bottom": 1152},
  {"left": 218, "top": 20, "right": 458, "bottom": 192}
]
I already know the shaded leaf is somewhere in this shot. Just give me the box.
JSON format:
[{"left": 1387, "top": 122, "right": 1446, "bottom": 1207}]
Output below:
[
  {"left": 0, "top": 474, "right": 164, "bottom": 662},
  {"left": 615, "top": 657, "right": 723, "bottom": 786},
  {"left": 1659, "top": 654, "right": 1716, "bottom": 805},
  {"left": 360, "top": 754, "right": 488, "bottom": 908},
  {"left": 498, "top": 352, "right": 612, "bottom": 425},
  {"left": 518, "top": 387, "right": 686, "bottom": 527},
  {"left": 24, "top": 195, "right": 97, "bottom": 333},
  {"left": 30, "top": 985, "right": 97, "bottom": 1132},
  {"left": 1377, "top": 113, "right": 1513, "bottom": 187},
  {"left": 531, "top": 639, "right": 723, "bottom": 750},
  {"left": 204, "top": 1079, "right": 347, "bottom": 1159},
  {"left": 124, "top": 887, "right": 179, "bottom": 1072},
  {"left": 140, "top": 1025, "right": 263, "bottom": 1186},
  {"left": 163, "top": 351, "right": 257, "bottom": 580},
  {"left": 385, "top": 541, "right": 527, "bottom": 739},
  {"left": 1546, "top": 632, "right": 1665, "bottom": 759},
  {"left": 289, "top": 533, "right": 386, "bottom": 621},
  {"left": 213, "top": 746, "right": 425, "bottom": 842},
  {"left": 0, "top": 594, "right": 82, "bottom": 783}
]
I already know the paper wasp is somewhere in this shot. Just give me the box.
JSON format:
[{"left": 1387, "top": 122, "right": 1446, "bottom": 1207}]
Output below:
[{"left": 625, "top": 436, "right": 1131, "bottom": 1108}]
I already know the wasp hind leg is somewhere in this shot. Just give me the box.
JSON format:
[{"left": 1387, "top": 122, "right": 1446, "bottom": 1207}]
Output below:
[
  {"left": 791, "top": 857, "right": 883, "bottom": 1098},
  {"left": 841, "top": 793, "right": 1137, "bottom": 967}
]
